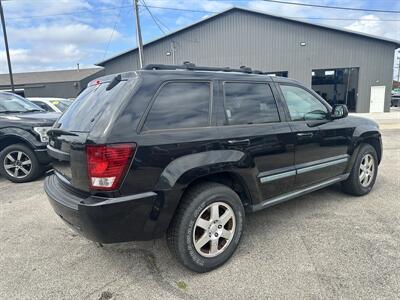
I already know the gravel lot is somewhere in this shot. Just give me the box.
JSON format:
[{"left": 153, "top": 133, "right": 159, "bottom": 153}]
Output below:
[{"left": 1, "top": 123, "right": 399, "bottom": 299}]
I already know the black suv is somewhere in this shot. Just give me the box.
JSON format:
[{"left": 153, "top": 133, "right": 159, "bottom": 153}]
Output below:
[
  {"left": 0, "top": 92, "right": 59, "bottom": 183},
  {"left": 45, "top": 64, "right": 382, "bottom": 272}
]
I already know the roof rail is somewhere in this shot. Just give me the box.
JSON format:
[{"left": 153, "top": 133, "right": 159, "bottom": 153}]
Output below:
[{"left": 142, "top": 62, "right": 267, "bottom": 75}]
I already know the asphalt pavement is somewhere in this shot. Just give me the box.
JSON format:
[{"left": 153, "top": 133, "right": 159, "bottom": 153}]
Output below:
[{"left": 0, "top": 124, "right": 399, "bottom": 299}]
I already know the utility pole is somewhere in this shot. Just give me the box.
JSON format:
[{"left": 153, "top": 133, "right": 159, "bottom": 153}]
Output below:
[
  {"left": 0, "top": 0, "right": 14, "bottom": 92},
  {"left": 133, "top": 0, "right": 144, "bottom": 68}
]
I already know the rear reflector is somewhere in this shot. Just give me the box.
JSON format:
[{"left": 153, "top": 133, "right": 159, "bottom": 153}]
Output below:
[{"left": 86, "top": 144, "right": 135, "bottom": 191}]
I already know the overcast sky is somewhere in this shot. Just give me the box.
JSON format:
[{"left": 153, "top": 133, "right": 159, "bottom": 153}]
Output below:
[{"left": 0, "top": 0, "right": 399, "bottom": 77}]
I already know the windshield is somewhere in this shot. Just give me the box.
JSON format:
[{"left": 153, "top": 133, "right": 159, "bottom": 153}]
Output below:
[
  {"left": 0, "top": 93, "right": 43, "bottom": 113},
  {"left": 51, "top": 100, "right": 72, "bottom": 112},
  {"left": 56, "top": 78, "right": 134, "bottom": 132}
]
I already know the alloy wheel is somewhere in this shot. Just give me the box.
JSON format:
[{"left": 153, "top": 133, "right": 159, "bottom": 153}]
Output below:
[
  {"left": 359, "top": 153, "right": 375, "bottom": 187},
  {"left": 193, "top": 201, "right": 236, "bottom": 258},
  {"left": 3, "top": 151, "right": 32, "bottom": 179}
]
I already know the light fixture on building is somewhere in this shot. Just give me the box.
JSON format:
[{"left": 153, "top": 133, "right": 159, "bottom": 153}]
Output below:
[
  {"left": 300, "top": 42, "right": 307, "bottom": 46},
  {"left": 166, "top": 51, "right": 171, "bottom": 56}
]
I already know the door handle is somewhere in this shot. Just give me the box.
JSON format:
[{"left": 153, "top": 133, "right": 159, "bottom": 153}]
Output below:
[
  {"left": 227, "top": 139, "right": 250, "bottom": 145},
  {"left": 297, "top": 132, "right": 314, "bottom": 137}
]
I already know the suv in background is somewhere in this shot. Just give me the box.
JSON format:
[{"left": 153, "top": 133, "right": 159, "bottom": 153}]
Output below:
[
  {"left": 44, "top": 63, "right": 382, "bottom": 272},
  {"left": 0, "top": 92, "right": 59, "bottom": 183}
]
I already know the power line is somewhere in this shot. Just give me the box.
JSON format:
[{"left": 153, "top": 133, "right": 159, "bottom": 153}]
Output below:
[
  {"left": 140, "top": 0, "right": 168, "bottom": 34},
  {"left": 103, "top": 0, "right": 126, "bottom": 59},
  {"left": 2, "top": 3, "right": 400, "bottom": 22},
  {"left": 138, "top": 5, "right": 400, "bottom": 21},
  {"left": 260, "top": 0, "right": 400, "bottom": 14},
  {"left": 140, "top": 5, "right": 400, "bottom": 21},
  {"left": 5, "top": 5, "right": 133, "bottom": 20},
  {"left": 143, "top": 1, "right": 170, "bottom": 32}
]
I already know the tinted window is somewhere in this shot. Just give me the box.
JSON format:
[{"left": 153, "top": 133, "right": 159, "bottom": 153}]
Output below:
[
  {"left": 280, "top": 85, "right": 328, "bottom": 121},
  {"left": 223, "top": 82, "right": 279, "bottom": 125},
  {"left": 144, "top": 82, "right": 210, "bottom": 130},
  {"left": 57, "top": 78, "right": 136, "bottom": 132},
  {"left": 53, "top": 100, "right": 72, "bottom": 111},
  {"left": 33, "top": 101, "right": 54, "bottom": 112}
]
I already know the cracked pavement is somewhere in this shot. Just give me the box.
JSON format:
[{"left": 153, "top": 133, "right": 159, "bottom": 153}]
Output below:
[{"left": 0, "top": 128, "right": 399, "bottom": 299}]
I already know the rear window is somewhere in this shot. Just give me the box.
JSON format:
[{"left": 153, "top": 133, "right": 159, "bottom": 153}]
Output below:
[
  {"left": 223, "top": 82, "right": 280, "bottom": 125},
  {"left": 52, "top": 100, "right": 71, "bottom": 112},
  {"left": 143, "top": 81, "right": 211, "bottom": 131},
  {"left": 56, "top": 79, "right": 134, "bottom": 132}
]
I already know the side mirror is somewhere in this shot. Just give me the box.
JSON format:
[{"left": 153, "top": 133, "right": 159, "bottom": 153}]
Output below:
[{"left": 331, "top": 104, "right": 348, "bottom": 119}]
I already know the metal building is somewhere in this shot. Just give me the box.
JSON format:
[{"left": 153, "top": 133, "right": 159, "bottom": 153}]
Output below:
[
  {"left": 0, "top": 68, "right": 104, "bottom": 98},
  {"left": 97, "top": 7, "right": 399, "bottom": 113}
]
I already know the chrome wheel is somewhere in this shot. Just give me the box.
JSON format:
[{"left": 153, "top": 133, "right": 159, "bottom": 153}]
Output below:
[
  {"left": 3, "top": 151, "right": 32, "bottom": 179},
  {"left": 193, "top": 202, "right": 236, "bottom": 258},
  {"left": 359, "top": 154, "right": 375, "bottom": 187}
]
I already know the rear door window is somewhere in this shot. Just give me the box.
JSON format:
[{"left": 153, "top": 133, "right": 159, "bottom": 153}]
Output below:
[
  {"left": 223, "top": 82, "right": 280, "bottom": 125},
  {"left": 143, "top": 81, "right": 211, "bottom": 131}
]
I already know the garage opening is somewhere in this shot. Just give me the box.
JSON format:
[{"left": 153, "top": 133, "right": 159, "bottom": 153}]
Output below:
[
  {"left": 265, "top": 71, "right": 288, "bottom": 77},
  {"left": 311, "top": 68, "right": 359, "bottom": 112}
]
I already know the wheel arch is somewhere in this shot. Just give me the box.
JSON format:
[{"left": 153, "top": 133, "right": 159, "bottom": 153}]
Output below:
[
  {"left": 0, "top": 134, "right": 35, "bottom": 152},
  {"left": 361, "top": 136, "right": 382, "bottom": 163},
  {"left": 181, "top": 171, "right": 253, "bottom": 207},
  {"left": 355, "top": 131, "right": 382, "bottom": 163},
  {"left": 346, "top": 133, "right": 382, "bottom": 173}
]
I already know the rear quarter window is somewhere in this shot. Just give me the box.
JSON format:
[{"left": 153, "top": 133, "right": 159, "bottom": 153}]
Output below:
[{"left": 143, "top": 81, "right": 211, "bottom": 131}]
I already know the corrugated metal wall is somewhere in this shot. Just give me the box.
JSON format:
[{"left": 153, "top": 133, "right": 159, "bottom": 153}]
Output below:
[{"left": 101, "top": 10, "right": 397, "bottom": 112}]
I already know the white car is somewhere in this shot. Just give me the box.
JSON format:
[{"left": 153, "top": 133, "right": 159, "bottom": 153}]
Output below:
[{"left": 28, "top": 97, "right": 72, "bottom": 113}]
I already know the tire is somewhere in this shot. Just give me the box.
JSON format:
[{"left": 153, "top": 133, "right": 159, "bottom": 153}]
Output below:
[
  {"left": 0, "top": 144, "right": 43, "bottom": 183},
  {"left": 342, "top": 143, "right": 378, "bottom": 196},
  {"left": 167, "top": 182, "right": 245, "bottom": 273}
]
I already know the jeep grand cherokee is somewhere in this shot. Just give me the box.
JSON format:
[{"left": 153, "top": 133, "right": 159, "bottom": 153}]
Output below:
[{"left": 44, "top": 63, "right": 382, "bottom": 272}]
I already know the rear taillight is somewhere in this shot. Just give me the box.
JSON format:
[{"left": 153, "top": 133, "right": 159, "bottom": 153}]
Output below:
[{"left": 86, "top": 144, "right": 135, "bottom": 191}]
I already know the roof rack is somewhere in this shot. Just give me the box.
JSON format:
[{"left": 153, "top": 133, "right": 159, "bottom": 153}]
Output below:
[{"left": 143, "top": 61, "right": 268, "bottom": 75}]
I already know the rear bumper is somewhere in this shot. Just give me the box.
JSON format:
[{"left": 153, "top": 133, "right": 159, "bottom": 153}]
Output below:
[{"left": 44, "top": 174, "right": 164, "bottom": 243}]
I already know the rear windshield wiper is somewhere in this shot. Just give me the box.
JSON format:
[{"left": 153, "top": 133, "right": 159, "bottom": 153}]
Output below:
[
  {"left": 0, "top": 110, "right": 24, "bottom": 114},
  {"left": 23, "top": 109, "right": 45, "bottom": 113},
  {"left": 106, "top": 74, "right": 122, "bottom": 91},
  {"left": 47, "top": 128, "right": 78, "bottom": 137}
]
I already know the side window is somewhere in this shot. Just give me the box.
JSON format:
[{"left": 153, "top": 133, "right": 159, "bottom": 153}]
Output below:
[
  {"left": 33, "top": 101, "right": 53, "bottom": 112},
  {"left": 280, "top": 85, "right": 328, "bottom": 121},
  {"left": 144, "top": 82, "right": 210, "bottom": 131},
  {"left": 223, "top": 82, "right": 280, "bottom": 125}
]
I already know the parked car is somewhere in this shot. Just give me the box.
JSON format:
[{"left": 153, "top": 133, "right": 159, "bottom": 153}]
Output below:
[
  {"left": 44, "top": 63, "right": 382, "bottom": 272},
  {"left": 391, "top": 89, "right": 400, "bottom": 107},
  {"left": 0, "top": 91, "right": 59, "bottom": 183},
  {"left": 28, "top": 97, "right": 72, "bottom": 113}
]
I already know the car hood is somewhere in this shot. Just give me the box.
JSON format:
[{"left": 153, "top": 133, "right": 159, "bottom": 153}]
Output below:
[{"left": 0, "top": 111, "right": 60, "bottom": 127}]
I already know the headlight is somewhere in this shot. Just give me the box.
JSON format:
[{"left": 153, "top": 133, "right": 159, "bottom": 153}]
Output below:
[{"left": 33, "top": 127, "right": 52, "bottom": 143}]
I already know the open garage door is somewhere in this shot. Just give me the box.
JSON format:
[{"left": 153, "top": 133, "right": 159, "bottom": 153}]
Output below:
[{"left": 312, "top": 68, "right": 359, "bottom": 112}]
